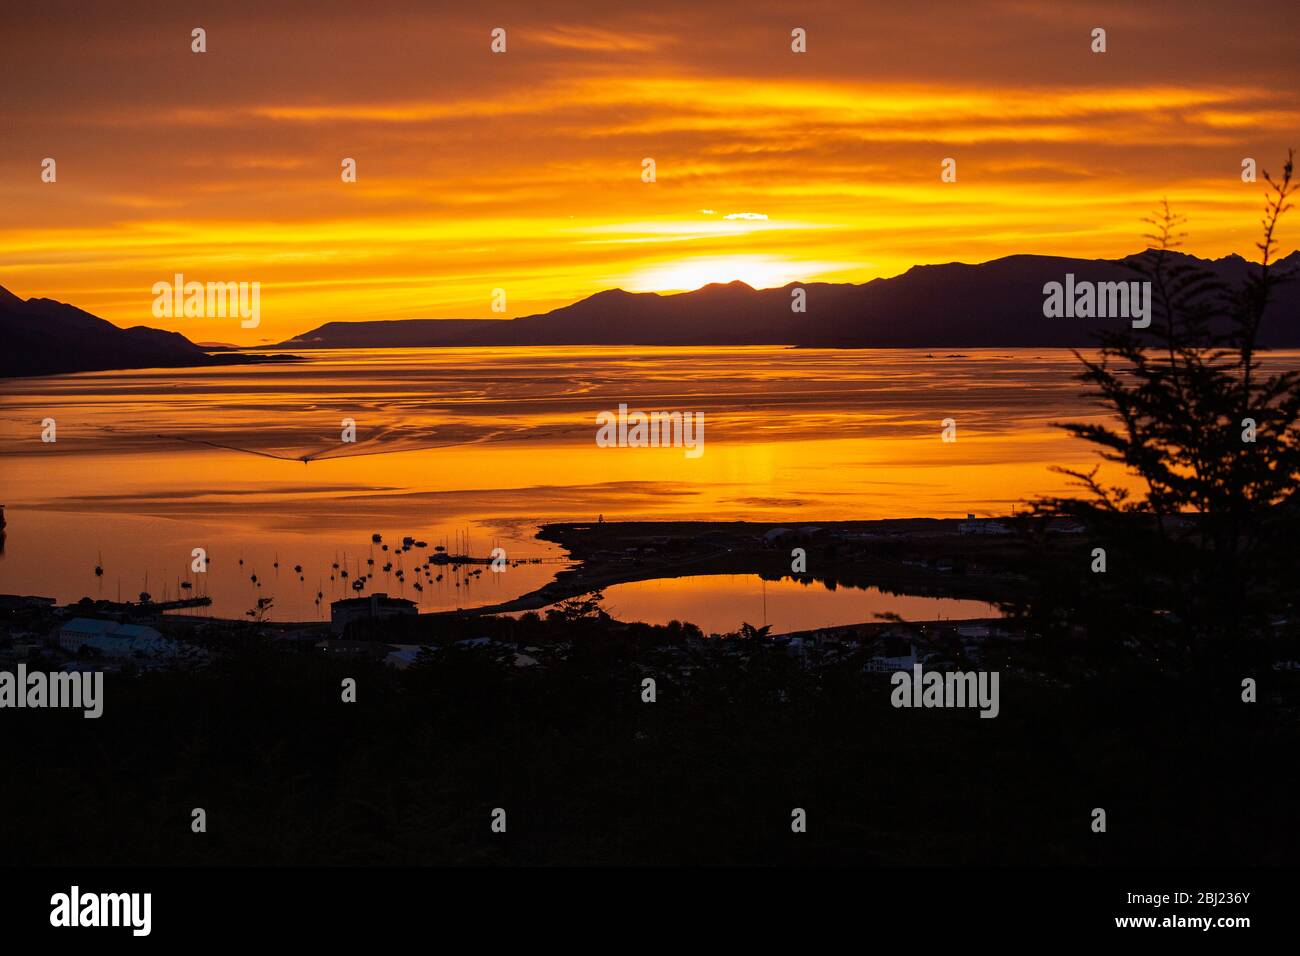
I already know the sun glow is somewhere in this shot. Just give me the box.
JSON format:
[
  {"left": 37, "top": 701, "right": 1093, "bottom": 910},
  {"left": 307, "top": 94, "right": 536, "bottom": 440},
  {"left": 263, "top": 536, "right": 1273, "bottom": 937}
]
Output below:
[
  {"left": 622, "top": 255, "right": 840, "bottom": 293},
  {"left": 2, "top": 4, "right": 1290, "bottom": 343}
]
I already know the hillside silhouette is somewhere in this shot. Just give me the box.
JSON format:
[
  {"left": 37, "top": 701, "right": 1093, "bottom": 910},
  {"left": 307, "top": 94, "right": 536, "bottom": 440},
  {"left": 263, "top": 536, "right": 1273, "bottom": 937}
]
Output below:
[
  {"left": 0, "top": 288, "right": 295, "bottom": 378},
  {"left": 279, "top": 249, "right": 1300, "bottom": 349},
  {"left": 5, "top": 248, "right": 1298, "bottom": 377}
]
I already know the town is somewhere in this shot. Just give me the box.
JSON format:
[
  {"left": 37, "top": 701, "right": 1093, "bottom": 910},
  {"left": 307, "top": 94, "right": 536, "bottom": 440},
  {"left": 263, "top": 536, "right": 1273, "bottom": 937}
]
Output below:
[
  {"left": 3, "top": 516, "right": 1298, "bottom": 869},
  {"left": 0, "top": 515, "right": 1206, "bottom": 688},
  {"left": 7, "top": 514, "right": 1299, "bottom": 683}
]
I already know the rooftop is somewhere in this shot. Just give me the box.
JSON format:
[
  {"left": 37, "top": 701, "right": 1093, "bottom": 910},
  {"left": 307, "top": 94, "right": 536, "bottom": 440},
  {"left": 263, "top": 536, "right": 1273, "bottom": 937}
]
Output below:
[{"left": 330, "top": 593, "right": 417, "bottom": 610}]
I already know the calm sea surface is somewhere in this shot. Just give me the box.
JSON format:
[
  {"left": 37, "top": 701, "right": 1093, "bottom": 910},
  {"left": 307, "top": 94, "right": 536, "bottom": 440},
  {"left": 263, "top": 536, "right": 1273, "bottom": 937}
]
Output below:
[{"left": 4, "top": 346, "right": 1271, "bottom": 623}]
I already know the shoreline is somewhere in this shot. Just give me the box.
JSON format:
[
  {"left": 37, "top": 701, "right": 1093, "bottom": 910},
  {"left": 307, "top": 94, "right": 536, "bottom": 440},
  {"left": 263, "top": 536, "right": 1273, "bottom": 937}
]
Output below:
[
  {"left": 422, "top": 517, "right": 1049, "bottom": 620},
  {"left": 0, "top": 351, "right": 305, "bottom": 381},
  {"left": 14, "top": 516, "right": 1050, "bottom": 630}
]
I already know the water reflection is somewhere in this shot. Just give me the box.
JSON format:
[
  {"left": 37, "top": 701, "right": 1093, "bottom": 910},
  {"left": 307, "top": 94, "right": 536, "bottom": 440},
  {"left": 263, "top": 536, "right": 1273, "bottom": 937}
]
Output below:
[
  {"left": 598, "top": 574, "right": 1000, "bottom": 635},
  {"left": 0, "top": 345, "right": 1229, "bottom": 620}
]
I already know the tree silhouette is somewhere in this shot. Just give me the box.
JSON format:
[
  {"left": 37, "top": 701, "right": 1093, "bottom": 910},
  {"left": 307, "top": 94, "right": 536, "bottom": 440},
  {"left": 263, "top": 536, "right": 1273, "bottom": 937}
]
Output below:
[
  {"left": 1033, "top": 151, "right": 1298, "bottom": 664},
  {"left": 545, "top": 590, "right": 609, "bottom": 626},
  {"left": 246, "top": 596, "right": 274, "bottom": 623}
]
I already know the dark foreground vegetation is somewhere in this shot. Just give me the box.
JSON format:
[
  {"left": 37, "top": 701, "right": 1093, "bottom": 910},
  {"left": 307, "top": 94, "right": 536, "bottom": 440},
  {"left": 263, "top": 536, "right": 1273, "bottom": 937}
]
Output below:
[{"left": 5, "top": 607, "right": 1299, "bottom": 867}]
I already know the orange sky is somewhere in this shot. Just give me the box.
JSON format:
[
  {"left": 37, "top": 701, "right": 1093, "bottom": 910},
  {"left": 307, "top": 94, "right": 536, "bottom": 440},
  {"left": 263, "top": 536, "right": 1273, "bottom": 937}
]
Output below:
[{"left": 2, "top": 0, "right": 1297, "bottom": 343}]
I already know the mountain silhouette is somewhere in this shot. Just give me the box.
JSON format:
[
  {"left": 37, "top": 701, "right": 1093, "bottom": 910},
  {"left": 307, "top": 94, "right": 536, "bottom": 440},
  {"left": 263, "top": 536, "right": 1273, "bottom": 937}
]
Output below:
[
  {"left": 0, "top": 288, "right": 295, "bottom": 378},
  {"left": 276, "top": 250, "right": 1300, "bottom": 349},
  {"left": 5, "top": 249, "right": 1298, "bottom": 378}
]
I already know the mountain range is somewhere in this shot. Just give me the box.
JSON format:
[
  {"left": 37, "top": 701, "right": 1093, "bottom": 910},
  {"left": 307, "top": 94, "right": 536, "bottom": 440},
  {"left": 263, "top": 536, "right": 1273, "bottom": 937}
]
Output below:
[
  {"left": 0, "top": 287, "right": 294, "bottom": 378},
  {"left": 275, "top": 250, "right": 1300, "bottom": 349},
  {"left": 3, "top": 249, "right": 1298, "bottom": 377}
]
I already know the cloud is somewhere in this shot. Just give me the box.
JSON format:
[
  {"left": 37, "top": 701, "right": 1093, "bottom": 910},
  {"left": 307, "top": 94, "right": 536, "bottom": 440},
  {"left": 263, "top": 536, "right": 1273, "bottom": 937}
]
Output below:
[
  {"left": 528, "top": 25, "right": 670, "bottom": 52},
  {"left": 1, "top": 1, "right": 1295, "bottom": 342}
]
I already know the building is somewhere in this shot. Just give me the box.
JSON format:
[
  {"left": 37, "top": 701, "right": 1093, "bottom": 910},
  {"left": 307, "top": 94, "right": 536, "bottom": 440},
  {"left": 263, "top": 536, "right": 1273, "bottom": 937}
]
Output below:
[
  {"left": 55, "top": 618, "right": 191, "bottom": 659},
  {"left": 864, "top": 643, "right": 918, "bottom": 674},
  {"left": 329, "top": 593, "right": 418, "bottom": 634},
  {"left": 56, "top": 618, "right": 159, "bottom": 652},
  {"left": 958, "top": 513, "right": 1011, "bottom": 536},
  {"left": 0, "top": 593, "right": 56, "bottom": 611}
]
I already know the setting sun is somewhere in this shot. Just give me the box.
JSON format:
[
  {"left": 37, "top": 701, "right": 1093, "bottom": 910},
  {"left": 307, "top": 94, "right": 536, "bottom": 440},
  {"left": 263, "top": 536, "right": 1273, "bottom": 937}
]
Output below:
[{"left": 621, "top": 255, "right": 844, "bottom": 292}]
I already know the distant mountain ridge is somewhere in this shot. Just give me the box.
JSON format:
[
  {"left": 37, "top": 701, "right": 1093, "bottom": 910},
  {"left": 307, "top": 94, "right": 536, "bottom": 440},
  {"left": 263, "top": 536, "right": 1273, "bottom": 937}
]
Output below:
[
  {"left": 4, "top": 249, "right": 1298, "bottom": 378},
  {"left": 276, "top": 250, "right": 1300, "bottom": 349},
  {"left": 0, "top": 288, "right": 295, "bottom": 378}
]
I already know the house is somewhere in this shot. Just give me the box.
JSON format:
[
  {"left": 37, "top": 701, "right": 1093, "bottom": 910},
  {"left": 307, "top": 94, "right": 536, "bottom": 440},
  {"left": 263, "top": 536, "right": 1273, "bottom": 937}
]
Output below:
[
  {"left": 330, "top": 593, "right": 417, "bottom": 634},
  {"left": 958, "top": 514, "right": 1011, "bottom": 536},
  {"left": 57, "top": 618, "right": 163, "bottom": 653},
  {"left": 55, "top": 617, "right": 194, "bottom": 659},
  {"left": 83, "top": 630, "right": 194, "bottom": 660},
  {"left": 864, "top": 643, "right": 918, "bottom": 674}
]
